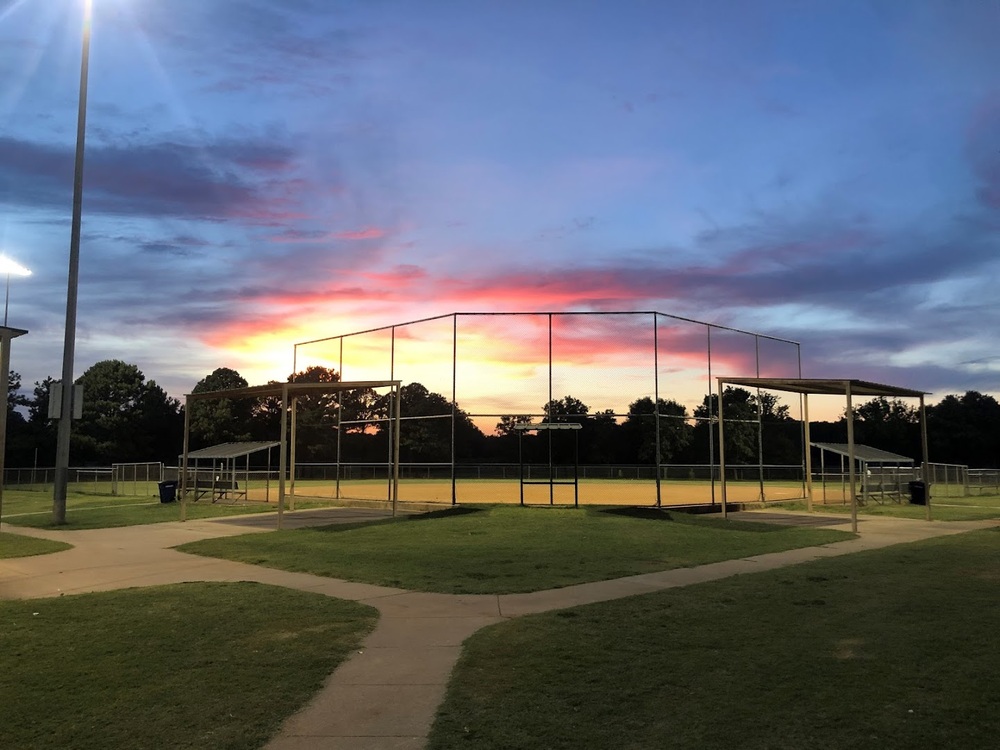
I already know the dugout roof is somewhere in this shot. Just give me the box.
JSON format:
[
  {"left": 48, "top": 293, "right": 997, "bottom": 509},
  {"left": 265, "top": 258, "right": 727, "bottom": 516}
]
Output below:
[
  {"left": 719, "top": 377, "right": 927, "bottom": 398},
  {"left": 811, "top": 443, "right": 913, "bottom": 464},
  {"left": 184, "top": 441, "right": 281, "bottom": 461}
]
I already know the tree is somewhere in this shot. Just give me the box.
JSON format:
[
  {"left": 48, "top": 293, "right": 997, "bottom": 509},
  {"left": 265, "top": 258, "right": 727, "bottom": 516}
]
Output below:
[
  {"left": 495, "top": 414, "right": 533, "bottom": 436},
  {"left": 928, "top": 392, "right": 1000, "bottom": 468},
  {"left": 189, "top": 367, "right": 253, "bottom": 448},
  {"left": 543, "top": 395, "right": 589, "bottom": 423},
  {"left": 376, "top": 382, "right": 485, "bottom": 461},
  {"left": 622, "top": 397, "right": 693, "bottom": 463},
  {"left": 691, "top": 388, "right": 760, "bottom": 465},
  {"left": 28, "top": 377, "right": 56, "bottom": 425},
  {"left": 848, "top": 397, "right": 919, "bottom": 458},
  {"left": 6, "top": 370, "right": 28, "bottom": 414},
  {"left": 287, "top": 366, "right": 343, "bottom": 462},
  {"left": 73, "top": 360, "right": 182, "bottom": 464},
  {"left": 4, "top": 371, "right": 35, "bottom": 467}
]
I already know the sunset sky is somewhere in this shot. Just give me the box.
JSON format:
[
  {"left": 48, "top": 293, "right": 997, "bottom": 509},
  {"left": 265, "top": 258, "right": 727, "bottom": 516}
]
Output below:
[{"left": 1, "top": 0, "right": 998, "bottom": 421}]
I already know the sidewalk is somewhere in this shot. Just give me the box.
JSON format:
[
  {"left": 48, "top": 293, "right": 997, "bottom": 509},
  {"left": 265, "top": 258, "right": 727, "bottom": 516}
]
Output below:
[{"left": 3, "top": 509, "right": 997, "bottom": 750}]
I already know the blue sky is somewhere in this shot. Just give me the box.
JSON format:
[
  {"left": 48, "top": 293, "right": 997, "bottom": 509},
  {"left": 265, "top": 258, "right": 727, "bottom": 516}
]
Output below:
[{"left": 1, "top": 0, "right": 998, "bottom": 416}]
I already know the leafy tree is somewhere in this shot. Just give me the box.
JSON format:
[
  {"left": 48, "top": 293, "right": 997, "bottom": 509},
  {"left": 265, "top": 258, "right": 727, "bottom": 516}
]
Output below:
[
  {"left": 928, "top": 392, "right": 1000, "bottom": 468},
  {"left": 376, "top": 382, "right": 484, "bottom": 461},
  {"left": 6, "top": 370, "right": 27, "bottom": 414},
  {"left": 28, "top": 377, "right": 56, "bottom": 424},
  {"left": 543, "top": 395, "right": 589, "bottom": 423},
  {"left": 4, "top": 371, "right": 36, "bottom": 467},
  {"left": 73, "top": 360, "right": 182, "bottom": 463},
  {"left": 847, "top": 397, "right": 920, "bottom": 458},
  {"left": 622, "top": 397, "right": 693, "bottom": 463},
  {"left": 188, "top": 367, "right": 253, "bottom": 448},
  {"left": 495, "top": 414, "right": 533, "bottom": 436},
  {"left": 691, "top": 387, "right": 760, "bottom": 465},
  {"left": 287, "top": 366, "right": 343, "bottom": 462}
]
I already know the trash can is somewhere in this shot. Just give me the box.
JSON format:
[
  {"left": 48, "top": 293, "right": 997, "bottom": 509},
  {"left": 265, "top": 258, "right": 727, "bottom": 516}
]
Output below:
[
  {"left": 908, "top": 481, "right": 926, "bottom": 506},
  {"left": 158, "top": 481, "right": 178, "bottom": 504}
]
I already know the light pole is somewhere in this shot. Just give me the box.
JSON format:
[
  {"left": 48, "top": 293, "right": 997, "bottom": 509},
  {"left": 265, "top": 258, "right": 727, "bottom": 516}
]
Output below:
[
  {"left": 53, "top": 0, "right": 93, "bottom": 524},
  {"left": 0, "top": 255, "right": 32, "bottom": 327}
]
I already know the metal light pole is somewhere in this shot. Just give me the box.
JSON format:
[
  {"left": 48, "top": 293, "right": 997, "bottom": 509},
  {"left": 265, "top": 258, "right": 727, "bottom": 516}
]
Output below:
[{"left": 53, "top": 0, "right": 93, "bottom": 524}]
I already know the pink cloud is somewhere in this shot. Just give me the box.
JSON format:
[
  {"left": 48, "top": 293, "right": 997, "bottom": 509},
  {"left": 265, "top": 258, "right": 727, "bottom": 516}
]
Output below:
[{"left": 335, "top": 227, "right": 386, "bottom": 240}]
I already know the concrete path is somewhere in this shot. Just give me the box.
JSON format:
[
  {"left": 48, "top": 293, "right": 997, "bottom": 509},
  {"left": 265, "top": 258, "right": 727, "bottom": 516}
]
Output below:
[{"left": 2, "top": 508, "right": 997, "bottom": 750}]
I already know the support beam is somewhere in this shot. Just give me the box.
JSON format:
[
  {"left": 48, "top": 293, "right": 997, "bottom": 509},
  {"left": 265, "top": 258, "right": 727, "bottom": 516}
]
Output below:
[
  {"left": 718, "top": 379, "right": 728, "bottom": 519},
  {"left": 846, "top": 382, "right": 858, "bottom": 534}
]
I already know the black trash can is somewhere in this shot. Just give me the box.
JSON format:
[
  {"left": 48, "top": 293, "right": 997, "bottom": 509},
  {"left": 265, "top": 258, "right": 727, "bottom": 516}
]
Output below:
[
  {"left": 908, "top": 480, "right": 926, "bottom": 506},
  {"left": 158, "top": 481, "right": 178, "bottom": 503}
]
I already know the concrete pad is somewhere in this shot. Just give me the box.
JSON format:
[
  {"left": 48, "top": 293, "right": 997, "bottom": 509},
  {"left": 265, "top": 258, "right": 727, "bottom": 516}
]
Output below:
[
  {"left": 363, "top": 616, "right": 502, "bottom": 648},
  {"left": 366, "top": 591, "right": 500, "bottom": 618},
  {"left": 333, "top": 646, "right": 464, "bottom": 685},
  {"left": 277, "top": 684, "right": 444, "bottom": 738},
  {"left": 267, "top": 734, "right": 425, "bottom": 750}
]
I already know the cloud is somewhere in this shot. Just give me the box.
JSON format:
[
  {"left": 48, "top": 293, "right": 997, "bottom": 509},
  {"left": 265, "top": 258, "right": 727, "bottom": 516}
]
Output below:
[
  {"left": 0, "top": 134, "right": 304, "bottom": 221},
  {"left": 335, "top": 227, "right": 386, "bottom": 240},
  {"left": 966, "top": 93, "right": 1000, "bottom": 212}
]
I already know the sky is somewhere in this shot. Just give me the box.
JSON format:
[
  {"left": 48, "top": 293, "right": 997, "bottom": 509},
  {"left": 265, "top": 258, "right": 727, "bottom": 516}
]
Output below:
[{"left": 1, "top": 0, "right": 998, "bottom": 422}]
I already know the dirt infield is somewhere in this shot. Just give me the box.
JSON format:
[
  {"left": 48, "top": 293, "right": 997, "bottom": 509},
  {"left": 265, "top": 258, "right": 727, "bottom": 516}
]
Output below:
[{"left": 248, "top": 478, "right": 809, "bottom": 507}]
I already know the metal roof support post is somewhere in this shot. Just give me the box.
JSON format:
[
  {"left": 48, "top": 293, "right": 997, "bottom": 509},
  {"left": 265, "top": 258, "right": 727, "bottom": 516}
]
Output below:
[
  {"left": 519, "top": 429, "right": 525, "bottom": 506},
  {"left": 574, "top": 428, "right": 580, "bottom": 508},
  {"left": 707, "top": 326, "right": 715, "bottom": 505},
  {"left": 180, "top": 393, "right": 190, "bottom": 521},
  {"left": 803, "top": 394, "right": 813, "bottom": 511},
  {"left": 278, "top": 383, "right": 289, "bottom": 530},
  {"left": 845, "top": 382, "right": 858, "bottom": 534},
  {"left": 718, "top": 378, "right": 728, "bottom": 519},
  {"left": 0, "top": 328, "right": 28, "bottom": 523},
  {"left": 288, "top": 397, "right": 297, "bottom": 511},
  {"left": 653, "top": 312, "right": 662, "bottom": 507},
  {"left": 920, "top": 395, "right": 931, "bottom": 521},
  {"left": 451, "top": 316, "right": 458, "bottom": 505},
  {"left": 393, "top": 384, "right": 401, "bottom": 517}
]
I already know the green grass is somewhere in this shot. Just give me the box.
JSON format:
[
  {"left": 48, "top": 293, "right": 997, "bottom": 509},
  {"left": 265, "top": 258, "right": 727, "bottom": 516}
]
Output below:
[
  {"left": 0, "top": 531, "right": 72, "bottom": 558},
  {"left": 0, "top": 582, "right": 377, "bottom": 750},
  {"left": 428, "top": 527, "right": 1000, "bottom": 750},
  {"left": 1, "top": 488, "right": 340, "bottom": 530},
  {"left": 179, "top": 505, "right": 854, "bottom": 594},
  {"left": 778, "top": 490, "right": 1000, "bottom": 521}
]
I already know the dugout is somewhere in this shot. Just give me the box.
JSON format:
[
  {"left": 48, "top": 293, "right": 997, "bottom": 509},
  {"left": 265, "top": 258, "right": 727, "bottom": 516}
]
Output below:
[
  {"left": 716, "top": 377, "right": 930, "bottom": 533},
  {"left": 811, "top": 442, "right": 915, "bottom": 506},
  {"left": 181, "top": 441, "right": 280, "bottom": 503}
]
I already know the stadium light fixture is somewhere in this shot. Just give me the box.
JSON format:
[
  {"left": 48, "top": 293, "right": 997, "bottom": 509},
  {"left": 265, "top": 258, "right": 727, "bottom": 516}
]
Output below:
[
  {"left": 53, "top": 0, "right": 93, "bottom": 524},
  {"left": 0, "top": 255, "right": 31, "bottom": 327}
]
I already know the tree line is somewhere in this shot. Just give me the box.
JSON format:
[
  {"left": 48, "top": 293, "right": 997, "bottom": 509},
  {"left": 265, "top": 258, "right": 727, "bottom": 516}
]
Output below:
[{"left": 5, "top": 360, "right": 1000, "bottom": 469}]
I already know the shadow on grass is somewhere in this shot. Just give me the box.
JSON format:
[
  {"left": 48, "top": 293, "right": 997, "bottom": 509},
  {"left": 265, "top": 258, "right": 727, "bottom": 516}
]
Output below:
[{"left": 601, "top": 505, "right": 788, "bottom": 532}]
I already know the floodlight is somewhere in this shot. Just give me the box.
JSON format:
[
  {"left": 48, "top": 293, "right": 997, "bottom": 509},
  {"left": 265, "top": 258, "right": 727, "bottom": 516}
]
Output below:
[
  {"left": 0, "top": 254, "right": 31, "bottom": 326},
  {"left": 0, "top": 255, "right": 32, "bottom": 277}
]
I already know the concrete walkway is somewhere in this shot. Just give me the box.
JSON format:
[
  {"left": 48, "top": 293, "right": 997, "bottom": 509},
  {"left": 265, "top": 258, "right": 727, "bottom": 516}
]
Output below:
[{"left": 2, "top": 508, "right": 997, "bottom": 750}]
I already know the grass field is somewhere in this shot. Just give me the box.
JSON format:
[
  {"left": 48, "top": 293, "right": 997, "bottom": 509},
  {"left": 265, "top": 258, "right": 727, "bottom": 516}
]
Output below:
[
  {"left": 179, "top": 505, "right": 854, "bottom": 594},
  {"left": 0, "top": 488, "right": 347, "bottom": 530},
  {"left": 0, "top": 582, "right": 377, "bottom": 750},
  {"left": 0, "top": 531, "right": 72, "bottom": 558},
  {"left": 786, "top": 489, "right": 1000, "bottom": 521},
  {"left": 428, "top": 527, "right": 1000, "bottom": 750}
]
